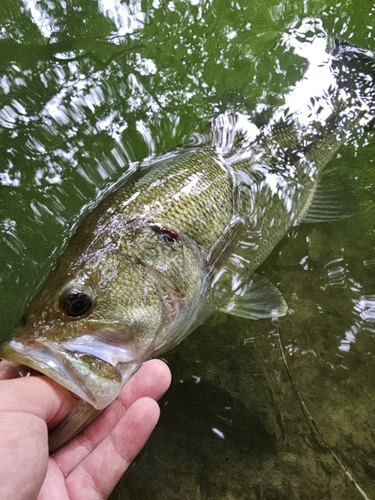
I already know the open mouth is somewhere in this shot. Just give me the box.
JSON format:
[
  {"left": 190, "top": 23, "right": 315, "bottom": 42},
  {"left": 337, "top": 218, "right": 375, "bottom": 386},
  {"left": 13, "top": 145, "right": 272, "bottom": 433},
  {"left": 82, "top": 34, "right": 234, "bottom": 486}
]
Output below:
[
  {"left": 0, "top": 339, "right": 124, "bottom": 409},
  {"left": 0, "top": 358, "right": 42, "bottom": 380}
]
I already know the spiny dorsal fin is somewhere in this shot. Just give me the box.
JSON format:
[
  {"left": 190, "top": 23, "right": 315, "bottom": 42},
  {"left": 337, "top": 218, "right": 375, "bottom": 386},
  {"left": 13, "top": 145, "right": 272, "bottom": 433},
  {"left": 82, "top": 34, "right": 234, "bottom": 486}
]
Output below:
[{"left": 209, "top": 112, "right": 261, "bottom": 160}]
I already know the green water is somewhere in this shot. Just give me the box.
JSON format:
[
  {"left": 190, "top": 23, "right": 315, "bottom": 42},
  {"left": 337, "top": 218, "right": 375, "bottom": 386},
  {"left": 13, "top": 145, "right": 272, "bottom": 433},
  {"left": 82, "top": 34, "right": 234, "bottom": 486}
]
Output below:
[{"left": 1, "top": 0, "right": 375, "bottom": 498}]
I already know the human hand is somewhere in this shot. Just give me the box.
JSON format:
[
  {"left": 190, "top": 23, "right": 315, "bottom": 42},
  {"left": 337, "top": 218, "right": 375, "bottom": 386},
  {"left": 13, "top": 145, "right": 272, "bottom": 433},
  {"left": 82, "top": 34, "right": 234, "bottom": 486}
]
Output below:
[{"left": 0, "top": 358, "right": 171, "bottom": 500}]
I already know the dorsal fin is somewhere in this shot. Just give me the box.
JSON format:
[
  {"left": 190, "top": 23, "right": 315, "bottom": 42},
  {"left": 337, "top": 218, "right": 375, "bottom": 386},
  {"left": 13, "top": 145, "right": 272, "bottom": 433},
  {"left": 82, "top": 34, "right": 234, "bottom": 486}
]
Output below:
[
  {"left": 302, "top": 168, "right": 360, "bottom": 223},
  {"left": 208, "top": 112, "right": 261, "bottom": 162}
]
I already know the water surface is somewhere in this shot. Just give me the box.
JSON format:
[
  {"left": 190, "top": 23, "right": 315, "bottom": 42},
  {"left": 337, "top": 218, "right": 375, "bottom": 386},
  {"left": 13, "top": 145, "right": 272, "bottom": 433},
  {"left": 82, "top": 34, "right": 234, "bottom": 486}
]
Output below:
[{"left": 1, "top": 1, "right": 375, "bottom": 498}]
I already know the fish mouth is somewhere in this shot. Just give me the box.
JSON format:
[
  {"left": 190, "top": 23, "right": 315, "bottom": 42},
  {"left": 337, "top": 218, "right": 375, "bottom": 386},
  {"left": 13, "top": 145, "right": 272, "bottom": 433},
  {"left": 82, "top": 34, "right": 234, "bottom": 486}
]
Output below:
[{"left": 0, "top": 338, "right": 126, "bottom": 410}]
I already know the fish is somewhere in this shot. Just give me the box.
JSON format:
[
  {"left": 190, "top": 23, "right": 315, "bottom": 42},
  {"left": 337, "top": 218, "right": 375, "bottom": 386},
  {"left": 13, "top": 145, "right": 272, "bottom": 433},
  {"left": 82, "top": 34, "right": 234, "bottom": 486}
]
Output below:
[{"left": 1, "top": 39, "right": 375, "bottom": 451}]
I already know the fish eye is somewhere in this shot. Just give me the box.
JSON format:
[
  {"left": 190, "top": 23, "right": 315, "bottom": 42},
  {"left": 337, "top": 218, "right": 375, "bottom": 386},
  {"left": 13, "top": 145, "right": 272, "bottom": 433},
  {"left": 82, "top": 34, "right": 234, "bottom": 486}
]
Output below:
[{"left": 60, "top": 289, "right": 93, "bottom": 318}]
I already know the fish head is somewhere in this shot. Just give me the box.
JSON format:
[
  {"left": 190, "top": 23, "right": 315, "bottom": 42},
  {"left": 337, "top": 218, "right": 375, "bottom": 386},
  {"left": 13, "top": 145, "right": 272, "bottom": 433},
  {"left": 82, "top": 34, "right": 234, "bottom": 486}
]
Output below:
[{"left": 0, "top": 218, "right": 206, "bottom": 410}]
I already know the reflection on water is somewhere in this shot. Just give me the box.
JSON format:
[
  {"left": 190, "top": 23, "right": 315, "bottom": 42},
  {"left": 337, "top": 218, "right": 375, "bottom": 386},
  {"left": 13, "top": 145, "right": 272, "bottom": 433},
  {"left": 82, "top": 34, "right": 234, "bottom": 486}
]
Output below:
[
  {"left": 355, "top": 296, "right": 375, "bottom": 324},
  {"left": 1, "top": 0, "right": 375, "bottom": 498}
]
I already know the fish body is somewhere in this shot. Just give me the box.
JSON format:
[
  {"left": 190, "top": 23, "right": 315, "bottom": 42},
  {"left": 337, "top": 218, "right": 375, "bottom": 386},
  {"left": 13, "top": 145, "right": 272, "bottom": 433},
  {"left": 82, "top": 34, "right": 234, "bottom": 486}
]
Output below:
[{"left": 1, "top": 39, "right": 375, "bottom": 448}]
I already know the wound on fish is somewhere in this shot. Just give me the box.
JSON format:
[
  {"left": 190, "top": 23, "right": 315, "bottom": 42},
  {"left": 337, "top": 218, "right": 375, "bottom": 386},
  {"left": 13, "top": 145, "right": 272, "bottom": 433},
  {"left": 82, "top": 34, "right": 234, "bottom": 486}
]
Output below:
[{"left": 152, "top": 225, "right": 179, "bottom": 243}]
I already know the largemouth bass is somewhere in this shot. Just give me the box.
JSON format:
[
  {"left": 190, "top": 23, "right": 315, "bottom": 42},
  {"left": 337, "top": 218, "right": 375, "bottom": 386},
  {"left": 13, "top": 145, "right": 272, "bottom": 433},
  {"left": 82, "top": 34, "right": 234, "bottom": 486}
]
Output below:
[{"left": 1, "top": 39, "right": 374, "bottom": 450}]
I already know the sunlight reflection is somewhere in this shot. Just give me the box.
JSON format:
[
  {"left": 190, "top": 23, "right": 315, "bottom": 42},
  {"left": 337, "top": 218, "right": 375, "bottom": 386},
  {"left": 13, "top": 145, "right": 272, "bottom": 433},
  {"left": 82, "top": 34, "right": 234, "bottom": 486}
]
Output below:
[
  {"left": 98, "top": 0, "right": 145, "bottom": 35},
  {"left": 339, "top": 296, "right": 375, "bottom": 352},
  {"left": 323, "top": 256, "right": 347, "bottom": 289},
  {"left": 355, "top": 295, "right": 375, "bottom": 323},
  {"left": 22, "top": 0, "right": 56, "bottom": 38},
  {"left": 0, "top": 170, "right": 20, "bottom": 186},
  {"left": 280, "top": 21, "right": 335, "bottom": 126},
  {"left": 212, "top": 427, "right": 225, "bottom": 439},
  {"left": 339, "top": 322, "right": 360, "bottom": 352}
]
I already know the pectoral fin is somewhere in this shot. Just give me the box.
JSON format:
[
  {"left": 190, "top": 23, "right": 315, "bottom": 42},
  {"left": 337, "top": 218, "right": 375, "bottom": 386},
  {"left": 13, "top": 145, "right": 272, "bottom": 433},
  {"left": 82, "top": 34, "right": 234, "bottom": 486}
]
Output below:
[
  {"left": 219, "top": 274, "right": 288, "bottom": 320},
  {"left": 207, "top": 216, "right": 246, "bottom": 271}
]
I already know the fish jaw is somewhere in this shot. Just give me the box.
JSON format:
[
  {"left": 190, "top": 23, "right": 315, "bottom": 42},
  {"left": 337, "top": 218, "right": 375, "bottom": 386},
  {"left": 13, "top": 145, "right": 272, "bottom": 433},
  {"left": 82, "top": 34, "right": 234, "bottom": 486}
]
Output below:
[{"left": 0, "top": 337, "right": 128, "bottom": 410}]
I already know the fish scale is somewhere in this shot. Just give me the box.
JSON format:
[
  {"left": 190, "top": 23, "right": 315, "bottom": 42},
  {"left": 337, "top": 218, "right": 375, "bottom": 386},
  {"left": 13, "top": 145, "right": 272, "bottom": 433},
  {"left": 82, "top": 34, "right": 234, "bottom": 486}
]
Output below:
[{"left": 112, "top": 148, "right": 234, "bottom": 248}]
